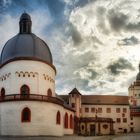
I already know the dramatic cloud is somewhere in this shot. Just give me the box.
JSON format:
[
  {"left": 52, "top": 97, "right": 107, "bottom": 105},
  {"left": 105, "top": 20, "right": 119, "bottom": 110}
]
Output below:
[
  {"left": 117, "top": 36, "right": 139, "bottom": 46},
  {"left": 66, "top": 23, "right": 82, "bottom": 45},
  {"left": 0, "top": 0, "right": 140, "bottom": 95},
  {"left": 107, "top": 9, "right": 128, "bottom": 33},
  {"left": 107, "top": 8, "right": 140, "bottom": 33},
  {"left": 107, "top": 58, "right": 134, "bottom": 75}
]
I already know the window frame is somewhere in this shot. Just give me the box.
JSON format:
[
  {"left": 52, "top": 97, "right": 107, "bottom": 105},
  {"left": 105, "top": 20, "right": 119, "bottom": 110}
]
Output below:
[
  {"left": 47, "top": 88, "right": 52, "bottom": 97},
  {"left": 85, "top": 107, "right": 89, "bottom": 112},
  {"left": 106, "top": 108, "right": 111, "bottom": 113},
  {"left": 116, "top": 118, "right": 121, "bottom": 123},
  {"left": 56, "top": 111, "right": 61, "bottom": 125},
  {"left": 21, "top": 107, "right": 31, "bottom": 123},
  {"left": 64, "top": 113, "right": 68, "bottom": 128},
  {"left": 70, "top": 114, "right": 73, "bottom": 129},
  {"left": 116, "top": 108, "right": 120, "bottom": 113},
  {"left": 20, "top": 85, "right": 30, "bottom": 95},
  {"left": 98, "top": 107, "right": 102, "bottom": 113},
  {"left": 1, "top": 88, "right": 5, "bottom": 99}
]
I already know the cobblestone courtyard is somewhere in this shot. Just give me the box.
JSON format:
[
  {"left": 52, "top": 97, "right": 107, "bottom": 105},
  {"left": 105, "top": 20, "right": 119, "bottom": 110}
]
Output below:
[{"left": 0, "top": 134, "right": 139, "bottom": 140}]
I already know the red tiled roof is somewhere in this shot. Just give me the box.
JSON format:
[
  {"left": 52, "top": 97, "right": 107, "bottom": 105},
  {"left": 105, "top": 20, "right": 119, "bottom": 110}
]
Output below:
[
  {"left": 81, "top": 95, "right": 129, "bottom": 105},
  {"left": 59, "top": 95, "right": 129, "bottom": 105}
]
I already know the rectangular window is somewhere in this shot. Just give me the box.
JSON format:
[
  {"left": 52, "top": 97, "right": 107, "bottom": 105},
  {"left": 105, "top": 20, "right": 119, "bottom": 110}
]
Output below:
[
  {"left": 72, "top": 103, "right": 75, "bottom": 108},
  {"left": 116, "top": 118, "right": 121, "bottom": 123},
  {"left": 80, "top": 108, "right": 82, "bottom": 113},
  {"left": 85, "top": 107, "right": 89, "bottom": 112},
  {"left": 130, "top": 122, "right": 133, "bottom": 125},
  {"left": 116, "top": 108, "right": 120, "bottom": 113},
  {"left": 91, "top": 108, "right": 95, "bottom": 113},
  {"left": 106, "top": 108, "right": 111, "bottom": 113},
  {"left": 122, "top": 113, "right": 125, "bottom": 117},
  {"left": 131, "top": 117, "right": 133, "bottom": 120},
  {"left": 123, "top": 108, "right": 127, "bottom": 113},
  {"left": 123, "top": 118, "right": 127, "bottom": 123},
  {"left": 98, "top": 108, "right": 102, "bottom": 113}
]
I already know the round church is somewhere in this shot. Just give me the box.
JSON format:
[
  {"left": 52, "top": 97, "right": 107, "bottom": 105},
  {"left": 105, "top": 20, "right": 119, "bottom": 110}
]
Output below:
[{"left": 0, "top": 13, "right": 74, "bottom": 136}]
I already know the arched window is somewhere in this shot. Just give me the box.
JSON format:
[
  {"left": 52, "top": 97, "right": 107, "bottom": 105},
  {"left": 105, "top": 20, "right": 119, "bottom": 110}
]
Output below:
[
  {"left": 64, "top": 113, "right": 68, "bottom": 128},
  {"left": 47, "top": 89, "right": 52, "bottom": 97},
  {"left": 21, "top": 107, "right": 31, "bottom": 122},
  {"left": 20, "top": 85, "right": 30, "bottom": 95},
  {"left": 70, "top": 114, "right": 73, "bottom": 129},
  {"left": 1, "top": 88, "right": 5, "bottom": 99},
  {"left": 56, "top": 111, "right": 61, "bottom": 125}
]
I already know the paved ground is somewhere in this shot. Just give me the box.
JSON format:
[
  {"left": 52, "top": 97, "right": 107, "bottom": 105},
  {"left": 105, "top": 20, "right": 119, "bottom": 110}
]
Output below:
[
  {"left": 0, "top": 133, "right": 139, "bottom": 140},
  {"left": 0, "top": 136, "right": 114, "bottom": 140},
  {"left": 113, "top": 133, "right": 140, "bottom": 140}
]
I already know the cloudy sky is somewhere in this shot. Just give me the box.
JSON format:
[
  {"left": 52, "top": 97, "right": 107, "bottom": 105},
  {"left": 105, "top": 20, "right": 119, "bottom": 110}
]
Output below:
[{"left": 0, "top": 0, "right": 140, "bottom": 95}]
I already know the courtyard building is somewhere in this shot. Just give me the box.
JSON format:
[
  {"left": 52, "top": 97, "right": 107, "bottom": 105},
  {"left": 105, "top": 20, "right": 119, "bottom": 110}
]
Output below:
[{"left": 0, "top": 12, "right": 140, "bottom": 136}]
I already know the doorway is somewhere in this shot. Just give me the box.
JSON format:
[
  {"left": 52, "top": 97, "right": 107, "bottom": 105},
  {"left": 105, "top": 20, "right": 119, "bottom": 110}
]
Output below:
[
  {"left": 124, "top": 129, "right": 127, "bottom": 133},
  {"left": 130, "top": 127, "right": 134, "bottom": 132},
  {"left": 90, "top": 124, "right": 96, "bottom": 136}
]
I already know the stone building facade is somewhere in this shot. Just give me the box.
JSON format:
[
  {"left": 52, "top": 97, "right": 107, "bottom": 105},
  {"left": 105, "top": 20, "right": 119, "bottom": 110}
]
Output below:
[
  {"left": 0, "top": 13, "right": 74, "bottom": 136},
  {"left": 0, "top": 12, "right": 140, "bottom": 136}
]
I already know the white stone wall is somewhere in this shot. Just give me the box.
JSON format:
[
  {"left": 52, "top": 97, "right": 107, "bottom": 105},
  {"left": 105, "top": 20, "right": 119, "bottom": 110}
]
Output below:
[
  {"left": 63, "top": 109, "right": 74, "bottom": 135},
  {"left": 81, "top": 104, "right": 131, "bottom": 134},
  {"left": 0, "top": 60, "right": 55, "bottom": 96},
  {"left": 0, "top": 101, "right": 74, "bottom": 136}
]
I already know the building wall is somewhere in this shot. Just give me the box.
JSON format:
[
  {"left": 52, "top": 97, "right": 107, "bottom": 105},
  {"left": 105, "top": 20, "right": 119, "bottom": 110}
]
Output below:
[
  {"left": 80, "top": 122, "right": 110, "bottom": 135},
  {"left": 81, "top": 104, "right": 131, "bottom": 134},
  {"left": 130, "top": 85, "right": 140, "bottom": 106},
  {"left": 128, "top": 82, "right": 140, "bottom": 133},
  {"left": 0, "top": 60, "right": 55, "bottom": 96},
  {"left": 63, "top": 108, "right": 74, "bottom": 135},
  {"left": 69, "top": 94, "right": 82, "bottom": 118},
  {"left": 0, "top": 101, "right": 74, "bottom": 136},
  {"left": 133, "top": 117, "right": 140, "bottom": 132},
  {"left": 100, "top": 123, "right": 110, "bottom": 135}
]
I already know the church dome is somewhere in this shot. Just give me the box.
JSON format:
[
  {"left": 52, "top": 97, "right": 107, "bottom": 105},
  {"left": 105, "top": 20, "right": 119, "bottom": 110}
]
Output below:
[
  {"left": 136, "top": 73, "right": 140, "bottom": 81},
  {"left": 20, "top": 12, "right": 31, "bottom": 21},
  {"left": 0, "top": 13, "right": 53, "bottom": 65},
  {"left": 136, "top": 63, "right": 140, "bottom": 81}
]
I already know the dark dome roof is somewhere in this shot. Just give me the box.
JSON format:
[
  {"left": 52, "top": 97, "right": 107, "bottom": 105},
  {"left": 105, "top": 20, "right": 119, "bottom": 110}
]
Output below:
[
  {"left": 136, "top": 63, "right": 140, "bottom": 81},
  {"left": 1, "top": 34, "right": 52, "bottom": 64},
  {"left": 0, "top": 13, "right": 53, "bottom": 65},
  {"left": 136, "top": 73, "right": 140, "bottom": 81},
  {"left": 20, "top": 13, "right": 31, "bottom": 21}
]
